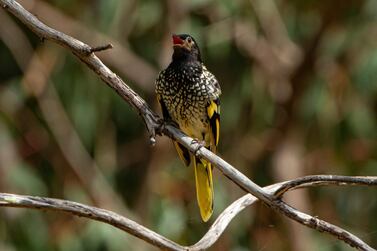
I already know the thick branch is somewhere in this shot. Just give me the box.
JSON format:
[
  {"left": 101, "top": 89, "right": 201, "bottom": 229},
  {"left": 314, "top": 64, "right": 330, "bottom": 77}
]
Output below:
[{"left": 1, "top": 1, "right": 376, "bottom": 251}]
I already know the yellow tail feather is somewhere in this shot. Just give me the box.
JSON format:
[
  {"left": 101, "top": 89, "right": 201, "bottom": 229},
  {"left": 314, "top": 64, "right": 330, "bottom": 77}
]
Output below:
[{"left": 193, "top": 157, "right": 214, "bottom": 222}]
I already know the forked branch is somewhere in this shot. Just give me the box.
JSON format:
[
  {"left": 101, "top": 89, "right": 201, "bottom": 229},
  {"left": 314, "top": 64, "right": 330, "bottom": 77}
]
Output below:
[{"left": 1, "top": 175, "right": 376, "bottom": 251}]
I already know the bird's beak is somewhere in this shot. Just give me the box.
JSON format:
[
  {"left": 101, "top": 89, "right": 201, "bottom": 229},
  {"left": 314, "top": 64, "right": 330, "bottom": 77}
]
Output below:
[{"left": 172, "top": 35, "right": 184, "bottom": 46}]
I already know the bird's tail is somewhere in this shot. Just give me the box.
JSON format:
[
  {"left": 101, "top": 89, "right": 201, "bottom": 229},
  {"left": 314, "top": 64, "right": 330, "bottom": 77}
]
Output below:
[{"left": 193, "top": 156, "right": 214, "bottom": 222}]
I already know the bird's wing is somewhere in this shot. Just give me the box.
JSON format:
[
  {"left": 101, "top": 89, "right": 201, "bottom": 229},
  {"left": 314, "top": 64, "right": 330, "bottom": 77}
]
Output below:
[
  {"left": 202, "top": 67, "right": 221, "bottom": 153},
  {"left": 196, "top": 68, "right": 219, "bottom": 221}
]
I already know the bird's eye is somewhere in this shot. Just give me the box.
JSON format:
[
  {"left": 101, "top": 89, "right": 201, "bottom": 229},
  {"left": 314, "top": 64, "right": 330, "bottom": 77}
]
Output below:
[{"left": 187, "top": 37, "right": 192, "bottom": 43}]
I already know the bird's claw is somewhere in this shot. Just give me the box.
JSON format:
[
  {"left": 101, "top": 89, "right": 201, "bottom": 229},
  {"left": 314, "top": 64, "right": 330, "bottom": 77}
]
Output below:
[
  {"left": 191, "top": 139, "right": 205, "bottom": 156},
  {"left": 155, "top": 117, "right": 176, "bottom": 135},
  {"left": 154, "top": 118, "right": 165, "bottom": 136}
]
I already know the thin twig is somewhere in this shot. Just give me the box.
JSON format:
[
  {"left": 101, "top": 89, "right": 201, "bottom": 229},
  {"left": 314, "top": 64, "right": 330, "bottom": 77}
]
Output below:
[
  {"left": 1, "top": 1, "right": 376, "bottom": 251},
  {"left": 90, "top": 43, "right": 113, "bottom": 53},
  {"left": 274, "top": 175, "right": 377, "bottom": 198}
]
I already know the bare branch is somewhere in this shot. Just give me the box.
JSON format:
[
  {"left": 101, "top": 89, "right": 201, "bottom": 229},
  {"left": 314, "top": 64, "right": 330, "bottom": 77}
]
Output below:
[
  {"left": 274, "top": 175, "right": 377, "bottom": 198},
  {"left": 164, "top": 128, "right": 376, "bottom": 251},
  {"left": 0, "top": 193, "right": 186, "bottom": 251},
  {"left": 1, "top": 175, "right": 376, "bottom": 251},
  {"left": 1, "top": 1, "right": 376, "bottom": 251},
  {"left": 191, "top": 175, "right": 377, "bottom": 250},
  {"left": 1, "top": 0, "right": 161, "bottom": 142}
]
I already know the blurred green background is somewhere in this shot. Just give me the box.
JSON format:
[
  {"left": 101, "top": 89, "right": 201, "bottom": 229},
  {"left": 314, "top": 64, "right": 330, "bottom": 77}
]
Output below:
[{"left": 0, "top": 0, "right": 376, "bottom": 250}]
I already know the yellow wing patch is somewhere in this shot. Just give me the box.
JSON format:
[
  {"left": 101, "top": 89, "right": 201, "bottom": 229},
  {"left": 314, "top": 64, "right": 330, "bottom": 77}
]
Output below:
[
  {"left": 215, "top": 118, "right": 220, "bottom": 145},
  {"left": 207, "top": 101, "right": 216, "bottom": 118},
  {"left": 207, "top": 99, "right": 220, "bottom": 149}
]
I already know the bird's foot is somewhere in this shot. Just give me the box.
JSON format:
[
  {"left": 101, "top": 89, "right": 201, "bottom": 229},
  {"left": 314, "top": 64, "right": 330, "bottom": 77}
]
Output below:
[
  {"left": 156, "top": 118, "right": 178, "bottom": 135},
  {"left": 191, "top": 139, "right": 205, "bottom": 156}
]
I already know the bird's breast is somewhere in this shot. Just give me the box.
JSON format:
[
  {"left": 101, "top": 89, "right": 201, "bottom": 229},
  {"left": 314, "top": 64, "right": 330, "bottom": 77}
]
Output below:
[{"left": 160, "top": 84, "right": 209, "bottom": 138}]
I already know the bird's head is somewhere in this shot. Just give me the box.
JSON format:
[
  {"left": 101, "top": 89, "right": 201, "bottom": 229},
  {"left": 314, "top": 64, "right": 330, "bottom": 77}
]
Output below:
[{"left": 172, "top": 34, "right": 202, "bottom": 62}]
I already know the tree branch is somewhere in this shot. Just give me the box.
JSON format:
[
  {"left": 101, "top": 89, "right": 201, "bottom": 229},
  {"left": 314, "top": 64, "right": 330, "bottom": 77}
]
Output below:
[
  {"left": 1, "top": 175, "right": 376, "bottom": 251},
  {"left": 1, "top": 1, "right": 376, "bottom": 251},
  {"left": 193, "top": 175, "right": 377, "bottom": 250},
  {"left": 273, "top": 175, "right": 377, "bottom": 198},
  {"left": 1, "top": 0, "right": 161, "bottom": 144},
  {"left": 0, "top": 193, "right": 186, "bottom": 251}
]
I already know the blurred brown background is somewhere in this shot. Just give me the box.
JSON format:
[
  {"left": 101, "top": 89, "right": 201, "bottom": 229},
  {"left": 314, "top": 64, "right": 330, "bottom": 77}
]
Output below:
[{"left": 0, "top": 0, "right": 376, "bottom": 250}]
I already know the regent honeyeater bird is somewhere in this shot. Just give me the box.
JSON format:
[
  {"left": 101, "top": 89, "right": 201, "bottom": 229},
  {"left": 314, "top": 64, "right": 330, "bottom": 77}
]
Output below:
[{"left": 155, "top": 34, "right": 221, "bottom": 222}]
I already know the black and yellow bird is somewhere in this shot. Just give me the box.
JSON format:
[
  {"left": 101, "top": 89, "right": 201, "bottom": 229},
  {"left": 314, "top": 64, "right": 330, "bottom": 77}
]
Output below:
[{"left": 155, "top": 34, "right": 221, "bottom": 222}]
